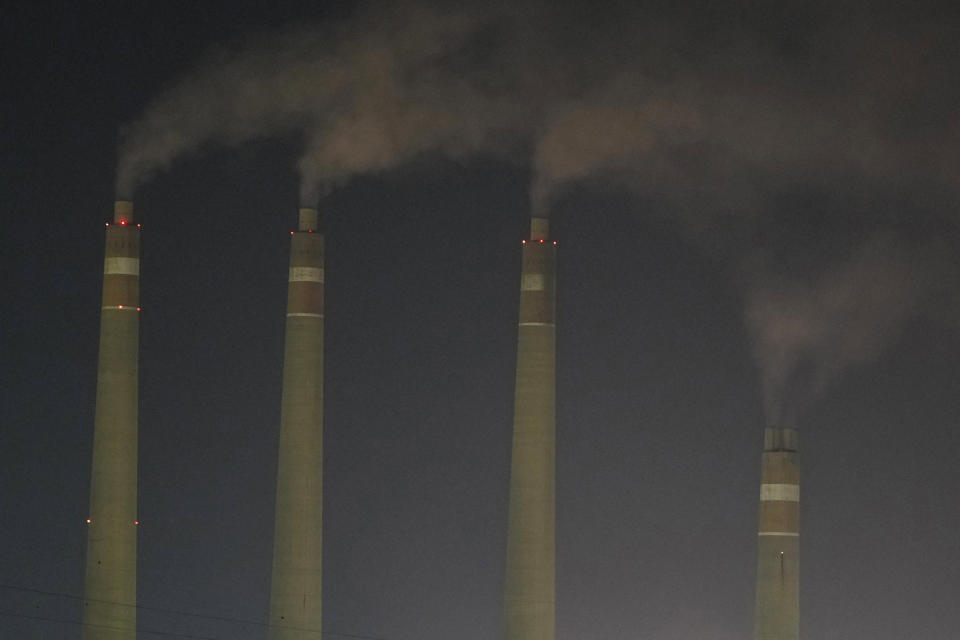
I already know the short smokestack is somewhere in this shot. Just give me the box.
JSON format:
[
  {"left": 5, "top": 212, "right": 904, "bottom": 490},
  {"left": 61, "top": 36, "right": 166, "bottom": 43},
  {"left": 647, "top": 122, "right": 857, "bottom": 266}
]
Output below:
[
  {"left": 269, "top": 206, "right": 325, "bottom": 640},
  {"left": 82, "top": 200, "right": 141, "bottom": 639},
  {"left": 753, "top": 427, "right": 800, "bottom": 640},
  {"left": 504, "top": 216, "right": 556, "bottom": 640}
]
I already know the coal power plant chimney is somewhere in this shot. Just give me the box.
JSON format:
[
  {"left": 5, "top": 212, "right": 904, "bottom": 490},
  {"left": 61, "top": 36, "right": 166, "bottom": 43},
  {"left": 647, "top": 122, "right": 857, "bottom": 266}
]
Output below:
[
  {"left": 82, "top": 200, "right": 141, "bottom": 640},
  {"left": 753, "top": 427, "right": 800, "bottom": 640},
  {"left": 504, "top": 216, "right": 556, "bottom": 640},
  {"left": 269, "top": 207, "right": 325, "bottom": 640}
]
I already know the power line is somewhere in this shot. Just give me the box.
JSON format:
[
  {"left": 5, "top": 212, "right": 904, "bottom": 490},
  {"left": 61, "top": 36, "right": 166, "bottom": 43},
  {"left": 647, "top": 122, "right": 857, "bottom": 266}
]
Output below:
[
  {"left": 0, "top": 609, "right": 218, "bottom": 640},
  {"left": 0, "top": 583, "right": 392, "bottom": 640}
]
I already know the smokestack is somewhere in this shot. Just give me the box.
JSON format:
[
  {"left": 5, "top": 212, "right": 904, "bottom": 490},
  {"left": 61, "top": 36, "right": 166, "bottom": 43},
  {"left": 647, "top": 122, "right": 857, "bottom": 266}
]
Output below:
[
  {"left": 269, "top": 207, "right": 325, "bottom": 640},
  {"left": 753, "top": 427, "right": 800, "bottom": 640},
  {"left": 82, "top": 200, "right": 140, "bottom": 640},
  {"left": 504, "top": 216, "right": 556, "bottom": 640}
]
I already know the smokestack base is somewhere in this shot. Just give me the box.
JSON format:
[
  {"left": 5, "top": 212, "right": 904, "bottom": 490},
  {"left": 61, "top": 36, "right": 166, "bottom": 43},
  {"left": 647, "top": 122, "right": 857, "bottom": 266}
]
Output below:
[
  {"left": 114, "top": 200, "right": 134, "bottom": 224},
  {"left": 764, "top": 427, "right": 798, "bottom": 452},
  {"left": 530, "top": 217, "right": 549, "bottom": 240},
  {"left": 299, "top": 207, "right": 320, "bottom": 232}
]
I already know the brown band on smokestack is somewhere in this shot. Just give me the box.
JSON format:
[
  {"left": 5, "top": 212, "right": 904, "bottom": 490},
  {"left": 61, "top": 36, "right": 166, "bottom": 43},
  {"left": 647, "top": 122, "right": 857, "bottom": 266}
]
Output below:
[
  {"left": 764, "top": 427, "right": 798, "bottom": 452},
  {"left": 758, "top": 428, "right": 799, "bottom": 538},
  {"left": 102, "top": 213, "right": 141, "bottom": 310},
  {"left": 758, "top": 500, "right": 799, "bottom": 535},
  {"left": 286, "top": 232, "right": 325, "bottom": 318}
]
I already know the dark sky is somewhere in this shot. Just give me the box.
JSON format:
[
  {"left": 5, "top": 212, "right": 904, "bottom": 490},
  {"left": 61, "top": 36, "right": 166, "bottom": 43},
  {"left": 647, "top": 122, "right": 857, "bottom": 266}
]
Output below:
[{"left": 3, "top": 2, "right": 960, "bottom": 639}]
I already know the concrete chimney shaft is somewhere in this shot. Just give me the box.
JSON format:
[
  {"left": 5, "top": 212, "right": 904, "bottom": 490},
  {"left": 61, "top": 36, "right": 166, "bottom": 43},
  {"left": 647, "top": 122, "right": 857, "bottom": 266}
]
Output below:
[
  {"left": 82, "top": 201, "right": 141, "bottom": 640},
  {"left": 504, "top": 217, "right": 556, "bottom": 640},
  {"left": 269, "top": 209, "right": 325, "bottom": 640}
]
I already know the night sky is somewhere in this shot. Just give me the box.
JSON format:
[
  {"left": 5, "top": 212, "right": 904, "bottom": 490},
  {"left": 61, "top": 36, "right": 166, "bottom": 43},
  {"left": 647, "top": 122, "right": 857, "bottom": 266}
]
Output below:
[{"left": 3, "top": 2, "right": 960, "bottom": 639}]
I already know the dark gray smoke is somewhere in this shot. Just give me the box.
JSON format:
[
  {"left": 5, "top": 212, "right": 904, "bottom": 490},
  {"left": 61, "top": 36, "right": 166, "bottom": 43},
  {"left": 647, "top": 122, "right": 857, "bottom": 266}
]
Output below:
[{"left": 115, "top": 0, "right": 960, "bottom": 418}]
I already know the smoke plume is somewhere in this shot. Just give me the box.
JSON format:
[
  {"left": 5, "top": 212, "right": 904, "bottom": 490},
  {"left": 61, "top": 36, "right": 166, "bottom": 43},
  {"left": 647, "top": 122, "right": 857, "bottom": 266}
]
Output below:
[
  {"left": 117, "top": 2, "right": 960, "bottom": 209},
  {"left": 115, "top": 2, "right": 552, "bottom": 201},
  {"left": 115, "top": 0, "right": 960, "bottom": 418},
  {"left": 744, "top": 235, "right": 952, "bottom": 424}
]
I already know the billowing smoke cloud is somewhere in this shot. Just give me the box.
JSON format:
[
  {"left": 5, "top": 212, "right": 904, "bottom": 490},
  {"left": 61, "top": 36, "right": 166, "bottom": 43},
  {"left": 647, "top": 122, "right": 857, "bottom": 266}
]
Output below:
[
  {"left": 744, "top": 235, "right": 952, "bottom": 424},
  {"left": 116, "top": 1, "right": 553, "bottom": 201},
  {"left": 117, "top": 1, "right": 960, "bottom": 209},
  {"left": 116, "top": 0, "right": 960, "bottom": 419}
]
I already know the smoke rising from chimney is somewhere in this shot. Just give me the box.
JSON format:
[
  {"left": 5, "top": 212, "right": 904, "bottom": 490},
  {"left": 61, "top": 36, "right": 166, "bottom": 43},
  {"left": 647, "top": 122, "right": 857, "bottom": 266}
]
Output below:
[
  {"left": 744, "top": 235, "right": 953, "bottom": 424},
  {"left": 115, "top": 2, "right": 547, "bottom": 201},
  {"left": 116, "top": 2, "right": 960, "bottom": 208},
  {"left": 115, "top": 0, "right": 960, "bottom": 414}
]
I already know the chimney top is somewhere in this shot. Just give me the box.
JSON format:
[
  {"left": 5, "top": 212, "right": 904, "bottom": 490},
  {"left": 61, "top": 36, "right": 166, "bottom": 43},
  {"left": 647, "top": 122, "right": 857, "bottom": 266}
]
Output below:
[
  {"left": 299, "top": 207, "right": 319, "bottom": 232},
  {"left": 114, "top": 200, "right": 133, "bottom": 224},
  {"left": 764, "top": 427, "right": 798, "bottom": 452},
  {"left": 530, "top": 217, "right": 549, "bottom": 241}
]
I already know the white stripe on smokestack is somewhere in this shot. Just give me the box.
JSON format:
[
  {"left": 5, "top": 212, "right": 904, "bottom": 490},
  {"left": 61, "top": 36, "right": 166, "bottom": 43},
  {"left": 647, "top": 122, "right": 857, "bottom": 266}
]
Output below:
[
  {"left": 758, "top": 531, "right": 800, "bottom": 537},
  {"left": 269, "top": 206, "right": 325, "bottom": 640},
  {"left": 289, "top": 267, "right": 325, "bottom": 283},
  {"left": 760, "top": 484, "right": 799, "bottom": 502},
  {"left": 104, "top": 258, "right": 140, "bottom": 276},
  {"left": 521, "top": 274, "right": 545, "bottom": 291}
]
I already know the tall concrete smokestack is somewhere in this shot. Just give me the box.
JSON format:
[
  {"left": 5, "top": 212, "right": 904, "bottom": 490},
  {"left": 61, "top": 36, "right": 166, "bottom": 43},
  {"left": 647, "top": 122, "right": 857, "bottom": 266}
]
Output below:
[
  {"left": 504, "top": 216, "right": 556, "bottom": 640},
  {"left": 269, "top": 207, "right": 324, "bottom": 640},
  {"left": 82, "top": 200, "right": 140, "bottom": 640},
  {"left": 753, "top": 427, "right": 800, "bottom": 640}
]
